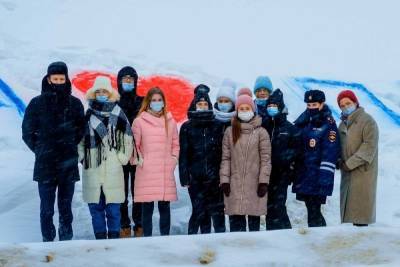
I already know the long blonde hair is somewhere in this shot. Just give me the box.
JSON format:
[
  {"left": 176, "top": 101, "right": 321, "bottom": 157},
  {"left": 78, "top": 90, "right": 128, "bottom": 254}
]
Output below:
[{"left": 138, "top": 87, "right": 169, "bottom": 134}]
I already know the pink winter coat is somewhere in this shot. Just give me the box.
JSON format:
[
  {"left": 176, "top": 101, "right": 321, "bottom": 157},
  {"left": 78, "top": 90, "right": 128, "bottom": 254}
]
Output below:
[{"left": 131, "top": 111, "right": 179, "bottom": 202}]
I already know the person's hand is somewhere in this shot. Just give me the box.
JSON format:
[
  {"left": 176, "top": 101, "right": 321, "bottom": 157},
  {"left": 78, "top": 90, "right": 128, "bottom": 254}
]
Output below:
[
  {"left": 341, "top": 161, "right": 351, "bottom": 172},
  {"left": 257, "top": 183, "right": 268, "bottom": 198},
  {"left": 221, "top": 183, "right": 231, "bottom": 197}
]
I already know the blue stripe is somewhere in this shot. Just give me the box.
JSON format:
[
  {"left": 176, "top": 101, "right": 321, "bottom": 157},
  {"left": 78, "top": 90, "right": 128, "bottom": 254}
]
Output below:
[
  {"left": 0, "top": 78, "right": 26, "bottom": 116},
  {"left": 292, "top": 77, "right": 400, "bottom": 126}
]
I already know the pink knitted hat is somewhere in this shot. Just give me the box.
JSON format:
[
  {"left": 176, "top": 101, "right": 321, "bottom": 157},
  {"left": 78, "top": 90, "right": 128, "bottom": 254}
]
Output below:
[{"left": 235, "top": 94, "right": 256, "bottom": 111}]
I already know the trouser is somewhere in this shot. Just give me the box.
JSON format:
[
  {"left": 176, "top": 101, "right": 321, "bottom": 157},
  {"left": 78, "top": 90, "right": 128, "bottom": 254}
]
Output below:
[
  {"left": 188, "top": 184, "right": 226, "bottom": 234},
  {"left": 38, "top": 180, "right": 75, "bottom": 242},
  {"left": 305, "top": 197, "right": 326, "bottom": 227},
  {"left": 142, "top": 201, "right": 171, "bottom": 237},
  {"left": 229, "top": 215, "right": 260, "bottom": 232},
  {"left": 88, "top": 189, "right": 121, "bottom": 237},
  {"left": 354, "top": 223, "right": 368, "bottom": 227},
  {"left": 266, "top": 180, "right": 291, "bottom": 230},
  {"left": 120, "top": 164, "right": 142, "bottom": 230}
]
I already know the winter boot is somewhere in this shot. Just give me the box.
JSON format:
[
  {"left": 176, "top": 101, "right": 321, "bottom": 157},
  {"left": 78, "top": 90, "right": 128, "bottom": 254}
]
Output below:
[
  {"left": 108, "top": 231, "right": 120, "bottom": 239},
  {"left": 133, "top": 226, "right": 144, "bottom": 237},
  {"left": 120, "top": 227, "right": 131, "bottom": 238},
  {"left": 95, "top": 232, "right": 107, "bottom": 240}
]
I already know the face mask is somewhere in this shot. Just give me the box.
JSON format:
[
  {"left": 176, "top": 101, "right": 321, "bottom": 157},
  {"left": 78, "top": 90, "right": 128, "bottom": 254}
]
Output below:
[
  {"left": 122, "top": 82, "right": 134, "bottom": 92},
  {"left": 307, "top": 108, "right": 320, "bottom": 116},
  {"left": 150, "top": 101, "right": 164, "bottom": 112},
  {"left": 218, "top": 102, "right": 233, "bottom": 113},
  {"left": 267, "top": 107, "right": 279, "bottom": 117},
  {"left": 196, "top": 107, "right": 208, "bottom": 112},
  {"left": 51, "top": 83, "right": 67, "bottom": 91},
  {"left": 96, "top": 95, "right": 109, "bottom": 103},
  {"left": 255, "top": 98, "right": 268, "bottom": 107},
  {"left": 238, "top": 111, "right": 254, "bottom": 122},
  {"left": 342, "top": 105, "right": 357, "bottom": 116}
]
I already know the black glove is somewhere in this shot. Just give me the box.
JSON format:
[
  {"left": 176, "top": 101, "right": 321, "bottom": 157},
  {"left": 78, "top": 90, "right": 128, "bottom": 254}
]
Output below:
[
  {"left": 221, "top": 183, "right": 231, "bottom": 197},
  {"left": 257, "top": 183, "right": 268, "bottom": 198}
]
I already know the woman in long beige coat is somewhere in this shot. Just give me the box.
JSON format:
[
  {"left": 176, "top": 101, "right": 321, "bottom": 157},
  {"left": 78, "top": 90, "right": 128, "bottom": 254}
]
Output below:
[
  {"left": 220, "top": 90, "right": 271, "bottom": 232},
  {"left": 337, "top": 90, "right": 379, "bottom": 226}
]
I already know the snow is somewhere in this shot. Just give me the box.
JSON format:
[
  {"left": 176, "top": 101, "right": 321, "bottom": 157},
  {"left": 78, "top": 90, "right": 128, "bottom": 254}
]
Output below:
[{"left": 1, "top": 0, "right": 400, "bottom": 266}]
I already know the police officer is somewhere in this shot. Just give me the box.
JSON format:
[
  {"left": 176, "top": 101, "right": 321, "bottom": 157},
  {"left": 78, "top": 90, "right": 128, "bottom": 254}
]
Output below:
[{"left": 293, "top": 90, "right": 340, "bottom": 227}]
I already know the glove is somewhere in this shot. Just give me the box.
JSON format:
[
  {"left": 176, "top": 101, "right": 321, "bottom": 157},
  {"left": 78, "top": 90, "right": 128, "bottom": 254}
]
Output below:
[
  {"left": 221, "top": 183, "right": 231, "bottom": 197},
  {"left": 257, "top": 183, "right": 268, "bottom": 198}
]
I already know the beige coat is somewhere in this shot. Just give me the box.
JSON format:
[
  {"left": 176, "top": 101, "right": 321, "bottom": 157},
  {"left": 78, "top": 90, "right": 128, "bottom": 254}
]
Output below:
[
  {"left": 339, "top": 107, "right": 379, "bottom": 224},
  {"left": 220, "top": 116, "right": 271, "bottom": 216}
]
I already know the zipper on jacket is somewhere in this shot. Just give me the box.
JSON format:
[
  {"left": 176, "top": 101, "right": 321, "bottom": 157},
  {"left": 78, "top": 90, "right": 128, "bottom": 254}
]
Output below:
[
  {"left": 239, "top": 129, "right": 254, "bottom": 214},
  {"left": 204, "top": 128, "right": 208, "bottom": 177}
]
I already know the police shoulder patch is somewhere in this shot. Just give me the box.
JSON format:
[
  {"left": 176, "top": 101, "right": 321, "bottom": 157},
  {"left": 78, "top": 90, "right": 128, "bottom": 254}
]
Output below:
[{"left": 328, "top": 131, "right": 337, "bottom": 142}]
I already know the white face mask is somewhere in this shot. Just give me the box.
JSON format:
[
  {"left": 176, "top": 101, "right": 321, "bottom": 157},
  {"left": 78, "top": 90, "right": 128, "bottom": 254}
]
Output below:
[{"left": 238, "top": 111, "right": 254, "bottom": 122}]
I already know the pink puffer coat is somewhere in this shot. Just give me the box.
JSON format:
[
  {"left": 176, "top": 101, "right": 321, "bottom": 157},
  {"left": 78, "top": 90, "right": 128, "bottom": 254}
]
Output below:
[{"left": 131, "top": 111, "right": 179, "bottom": 202}]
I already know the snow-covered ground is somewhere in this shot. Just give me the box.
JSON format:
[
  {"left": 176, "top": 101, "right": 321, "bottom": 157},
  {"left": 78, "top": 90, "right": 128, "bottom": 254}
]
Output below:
[{"left": 1, "top": 0, "right": 400, "bottom": 266}]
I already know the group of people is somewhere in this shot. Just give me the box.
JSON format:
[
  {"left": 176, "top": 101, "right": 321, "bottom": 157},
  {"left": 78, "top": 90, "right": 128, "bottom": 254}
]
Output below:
[{"left": 22, "top": 61, "right": 379, "bottom": 242}]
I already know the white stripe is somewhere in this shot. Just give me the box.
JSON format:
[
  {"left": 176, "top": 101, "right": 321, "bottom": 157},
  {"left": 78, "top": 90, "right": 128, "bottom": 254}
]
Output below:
[
  {"left": 321, "top": 161, "right": 336, "bottom": 168},
  {"left": 320, "top": 166, "right": 335, "bottom": 174}
]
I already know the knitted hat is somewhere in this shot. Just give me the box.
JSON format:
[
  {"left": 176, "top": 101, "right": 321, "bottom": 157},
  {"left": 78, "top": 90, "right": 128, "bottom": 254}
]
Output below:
[
  {"left": 267, "top": 89, "right": 285, "bottom": 111},
  {"left": 235, "top": 94, "right": 256, "bottom": 111},
  {"left": 254, "top": 76, "right": 273, "bottom": 94},
  {"left": 189, "top": 84, "right": 213, "bottom": 111},
  {"left": 86, "top": 76, "right": 120, "bottom": 102},
  {"left": 237, "top": 87, "right": 253, "bottom": 98},
  {"left": 304, "top": 89, "right": 325, "bottom": 103},
  {"left": 337, "top": 90, "right": 359, "bottom": 107},
  {"left": 216, "top": 79, "right": 236, "bottom": 103}
]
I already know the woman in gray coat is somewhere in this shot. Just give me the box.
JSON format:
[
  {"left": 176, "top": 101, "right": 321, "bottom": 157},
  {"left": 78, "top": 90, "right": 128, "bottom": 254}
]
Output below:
[
  {"left": 337, "top": 90, "right": 379, "bottom": 226},
  {"left": 220, "top": 90, "right": 272, "bottom": 232}
]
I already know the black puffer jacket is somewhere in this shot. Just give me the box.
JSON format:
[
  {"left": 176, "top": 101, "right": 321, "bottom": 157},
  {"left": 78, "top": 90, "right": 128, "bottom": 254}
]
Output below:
[
  {"left": 22, "top": 75, "right": 85, "bottom": 183},
  {"left": 117, "top": 66, "right": 144, "bottom": 124},
  {"left": 179, "top": 110, "right": 225, "bottom": 186},
  {"left": 263, "top": 89, "right": 302, "bottom": 186}
]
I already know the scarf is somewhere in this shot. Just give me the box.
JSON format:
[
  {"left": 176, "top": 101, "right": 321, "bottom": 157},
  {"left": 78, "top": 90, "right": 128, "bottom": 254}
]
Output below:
[
  {"left": 83, "top": 100, "right": 133, "bottom": 169},
  {"left": 214, "top": 108, "right": 236, "bottom": 123}
]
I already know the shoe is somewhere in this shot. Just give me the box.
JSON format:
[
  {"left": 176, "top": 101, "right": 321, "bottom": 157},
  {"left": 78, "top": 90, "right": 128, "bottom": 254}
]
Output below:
[
  {"left": 120, "top": 227, "right": 132, "bottom": 238},
  {"left": 108, "top": 231, "right": 120, "bottom": 239},
  {"left": 133, "top": 226, "right": 144, "bottom": 237},
  {"left": 95, "top": 232, "right": 107, "bottom": 240}
]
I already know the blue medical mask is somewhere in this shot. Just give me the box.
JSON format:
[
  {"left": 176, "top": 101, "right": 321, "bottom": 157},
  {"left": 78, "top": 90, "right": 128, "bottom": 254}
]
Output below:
[
  {"left": 218, "top": 102, "right": 233, "bottom": 113},
  {"left": 342, "top": 105, "right": 357, "bottom": 116},
  {"left": 96, "top": 95, "right": 109, "bottom": 103},
  {"left": 150, "top": 101, "right": 164, "bottom": 112},
  {"left": 122, "top": 82, "right": 134, "bottom": 92},
  {"left": 255, "top": 98, "right": 268, "bottom": 107},
  {"left": 267, "top": 106, "right": 279, "bottom": 117},
  {"left": 196, "top": 107, "right": 208, "bottom": 112}
]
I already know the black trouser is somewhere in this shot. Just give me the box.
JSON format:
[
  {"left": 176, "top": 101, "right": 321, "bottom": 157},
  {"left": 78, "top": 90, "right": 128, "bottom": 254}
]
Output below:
[
  {"left": 38, "top": 180, "right": 75, "bottom": 242},
  {"left": 266, "top": 179, "right": 291, "bottom": 230},
  {"left": 142, "top": 201, "right": 170, "bottom": 237},
  {"left": 229, "top": 215, "right": 260, "bottom": 232},
  {"left": 188, "top": 184, "right": 226, "bottom": 234},
  {"left": 120, "top": 164, "right": 142, "bottom": 230},
  {"left": 305, "top": 197, "right": 326, "bottom": 227}
]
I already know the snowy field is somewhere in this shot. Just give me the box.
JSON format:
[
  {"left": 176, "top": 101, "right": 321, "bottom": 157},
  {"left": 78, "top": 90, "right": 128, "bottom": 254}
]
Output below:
[{"left": 1, "top": 0, "right": 400, "bottom": 266}]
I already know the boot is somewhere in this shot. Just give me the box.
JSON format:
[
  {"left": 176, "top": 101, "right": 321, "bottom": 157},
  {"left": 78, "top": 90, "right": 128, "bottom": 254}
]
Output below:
[
  {"left": 120, "top": 227, "right": 132, "bottom": 238},
  {"left": 95, "top": 232, "right": 107, "bottom": 240},
  {"left": 133, "top": 226, "right": 144, "bottom": 237},
  {"left": 108, "top": 231, "right": 120, "bottom": 239}
]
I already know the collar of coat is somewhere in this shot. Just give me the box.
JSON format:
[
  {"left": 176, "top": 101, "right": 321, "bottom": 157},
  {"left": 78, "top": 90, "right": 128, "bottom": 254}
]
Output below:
[
  {"left": 240, "top": 115, "right": 262, "bottom": 133},
  {"left": 139, "top": 111, "right": 173, "bottom": 126}
]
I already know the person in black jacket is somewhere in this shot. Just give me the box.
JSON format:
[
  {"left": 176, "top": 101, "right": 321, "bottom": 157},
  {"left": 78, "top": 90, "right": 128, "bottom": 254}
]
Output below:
[
  {"left": 263, "top": 89, "right": 301, "bottom": 230},
  {"left": 293, "top": 90, "right": 340, "bottom": 227},
  {"left": 179, "top": 84, "right": 226, "bottom": 234},
  {"left": 116, "top": 66, "right": 144, "bottom": 238},
  {"left": 22, "top": 61, "right": 85, "bottom": 242}
]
